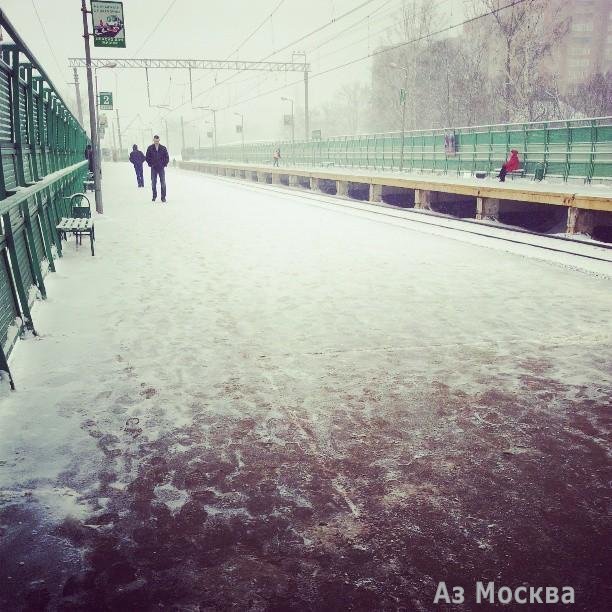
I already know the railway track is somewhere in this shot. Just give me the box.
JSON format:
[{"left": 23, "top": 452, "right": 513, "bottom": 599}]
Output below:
[{"left": 191, "top": 170, "right": 612, "bottom": 269}]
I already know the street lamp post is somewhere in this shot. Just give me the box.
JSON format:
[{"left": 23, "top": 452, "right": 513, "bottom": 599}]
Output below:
[
  {"left": 280, "top": 96, "right": 294, "bottom": 144},
  {"left": 94, "top": 61, "right": 116, "bottom": 175},
  {"left": 160, "top": 116, "right": 169, "bottom": 149},
  {"left": 234, "top": 112, "right": 244, "bottom": 162},
  {"left": 281, "top": 96, "right": 294, "bottom": 164},
  {"left": 81, "top": 0, "right": 103, "bottom": 213},
  {"left": 389, "top": 63, "right": 409, "bottom": 171},
  {"left": 194, "top": 106, "right": 217, "bottom": 158},
  {"left": 150, "top": 106, "right": 170, "bottom": 150}
]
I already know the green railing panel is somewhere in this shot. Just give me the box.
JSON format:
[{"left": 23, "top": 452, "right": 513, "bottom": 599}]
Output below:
[
  {"left": 14, "top": 231, "right": 34, "bottom": 294},
  {"left": 0, "top": 252, "right": 18, "bottom": 350},
  {"left": 187, "top": 117, "right": 612, "bottom": 183},
  {"left": 0, "top": 10, "right": 88, "bottom": 385}
]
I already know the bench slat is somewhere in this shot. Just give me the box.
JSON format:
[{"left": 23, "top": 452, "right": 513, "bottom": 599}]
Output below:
[{"left": 57, "top": 217, "right": 94, "bottom": 231}]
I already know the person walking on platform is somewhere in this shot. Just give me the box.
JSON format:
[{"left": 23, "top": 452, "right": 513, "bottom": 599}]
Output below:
[
  {"left": 129, "top": 144, "right": 146, "bottom": 187},
  {"left": 273, "top": 147, "right": 281, "bottom": 167},
  {"left": 84, "top": 144, "right": 94, "bottom": 174},
  {"left": 145, "top": 135, "right": 169, "bottom": 202},
  {"left": 498, "top": 149, "right": 520, "bottom": 182}
]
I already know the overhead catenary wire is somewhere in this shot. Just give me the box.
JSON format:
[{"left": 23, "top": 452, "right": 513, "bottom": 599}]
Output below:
[
  {"left": 181, "top": 0, "right": 448, "bottom": 114},
  {"left": 171, "top": 0, "right": 382, "bottom": 112},
  {"left": 224, "top": 0, "right": 287, "bottom": 60},
  {"left": 195, "top": 0, "right": 398, "bottom": 109},
  {"left": 172, "top": 0, "right": 287, "bottom": 90},
  {"left": 30, "top": 0, "right": 70, "bottom": 91},
  {"left": 133, "top": 0, "right": 179, "bottom": 57},
  {"left": 197, "top": 0, "right": 530, "bottom": 114}
]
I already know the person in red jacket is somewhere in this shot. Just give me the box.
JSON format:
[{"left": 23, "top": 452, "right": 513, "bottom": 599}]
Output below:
[{"left": 498, "top": 149, "right": 520, "bottom": 182}]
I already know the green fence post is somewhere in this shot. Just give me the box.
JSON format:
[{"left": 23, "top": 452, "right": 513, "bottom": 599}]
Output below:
[
  {"left": 33, "top": 78, "right": 48, "bottom": 177},
  {"left": 9, "top": 48, "right": 27, "bottom": 186},
  {"left": 564, "top": 120, "right": 572, "bottom": 182},
  {"left": 587, "top": 119, "right": 596, "bottom": 183},
  {"left": 44, "top": 185, "right": 62, "bottom": 257},
  {"left": 0, "top": 344, "right": 15, "bottom": 390},
  {"left": 36, "top": 192, "right": 56, "bottom": 272},
  {"left": 1, "top": 213, "right": 37, "bottom": 334},
  {"left": 21, "top": 200, "right": 46, "bottom": 299},
  {"left": 23, "top": 64, "right": 41, "bottom": 182}
]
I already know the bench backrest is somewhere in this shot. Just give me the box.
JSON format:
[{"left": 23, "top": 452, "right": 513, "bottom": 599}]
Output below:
[{"left": 70, "top": 193, "right": 92, "bottom": 218}]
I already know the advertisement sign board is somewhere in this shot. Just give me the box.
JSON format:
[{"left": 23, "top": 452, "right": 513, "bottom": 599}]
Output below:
[{"left": 92, "top": 1, "right": 126, "bottom": 48}]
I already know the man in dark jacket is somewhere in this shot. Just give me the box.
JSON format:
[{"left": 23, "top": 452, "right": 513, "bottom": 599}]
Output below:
[
  {"left": 84, "top": 144, "right": 94, "bottom": 173},
  {"left": 129, "top": 144, "right": 146, "bottom": 187},
  {"left": 145, "top": 135, "right": 169, "bottom": 202}
]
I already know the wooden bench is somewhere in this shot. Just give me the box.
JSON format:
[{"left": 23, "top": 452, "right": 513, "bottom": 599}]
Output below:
[
  {"left": 493, "top": 167, "right": 526, "bottom": 180},
  {"left": 56, "top": 218, "right": 96, "bottom": 256},
  {"left": 56, "top": 193, "right": 95, "bottom": 256},
  {"left": 83, "top": 171, "right": 95, "bottom": 192}
]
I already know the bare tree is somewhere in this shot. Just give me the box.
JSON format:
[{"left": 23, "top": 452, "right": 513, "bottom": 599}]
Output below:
[
  {"left": 472, "top": 0, "right": 569, "bottom": 122},
  {"left": 297, "top": 82, "right": 372, "bottom": 139},
  {"left": 566, "top": 72, "right": 612, "bottom": 118}
]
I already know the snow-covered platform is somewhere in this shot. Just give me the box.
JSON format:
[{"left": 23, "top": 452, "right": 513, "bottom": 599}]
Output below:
[
  {"left": 182, "top": 159, "right": 612, "bottom": 208},
  {"left": 0, "top": 163, "right": 610, "bottom": 609}
]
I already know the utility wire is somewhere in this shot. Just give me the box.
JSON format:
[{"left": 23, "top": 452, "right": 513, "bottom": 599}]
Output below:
[
  {"left": 30, "top": 0, "right": 69, "bottom": 88},
  {"left": 171, "top": 0, "right": 381, "bottom": 112},
  {"left": 205, "top": 0, "right": 529, "bottom": 113},
  {"left": 262, "top": 0, "right": 380, "bottom": 62},
  {"left": 173, "top": 0, "right": 287, "bottom": 89},
  {"left": 134, "top": 0, "right": 179, "bottom": 57},
  {"left": 224, "top": 0, "right": 287, "bottom": 60},
  {"left": 207, "top": 0, "right": 397, "bottom": 104}
]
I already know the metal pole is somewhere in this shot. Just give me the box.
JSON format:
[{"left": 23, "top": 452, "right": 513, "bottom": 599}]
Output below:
[
  {"left": 81, "top": 0, "right": 103, "bottom": 213},
  {"left": 94, "top": 69, "right": 102, "bottom": 177},
  {"left": 399, "top": 70, "right": 407, "bottom": 172},
  {"left": 116, "top": 108, "right": 123, "bottom": 158},
  {"left": 164, "top": 118, "right": 169, "bottom": 149},
  {"left": 290, "top": 99, "right": 295, "bottom": 145},
  {"left": 73, "top": 67, "right": 84, "bottom": 126},
  {"left": 291, "top": 99, "right": 294, "bottom": 164},
  {"left": 304, "top": 70, "right": 309, "bottom": 140},
  {"left": 241, "top": 115, "right": 244, "bottom": 162},
  {"left": 181, "top": 116, "right": 185, "bottom": 154},
  {"left": 111, "top": 119, "right": 117, "bottom": 160},
  {"left": 212, "top": 109, "right": 217, "bottom": 158}
]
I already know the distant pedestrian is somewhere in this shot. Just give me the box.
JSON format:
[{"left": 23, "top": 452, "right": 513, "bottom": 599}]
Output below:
[
  {"left": 84, "top": 144, "right": 94, "bottom": 174},
  {"left": 129, "top": 144, "right": 146, "bottom": 187},
  {"left": 498, "top": 149, "right": 520, "bottom": 182},
  {"left": 273, "top": 147, "right": 281, "bottom": 167},
  {"left": 145, "top": 135, "right": 169, "bottom": 202}
]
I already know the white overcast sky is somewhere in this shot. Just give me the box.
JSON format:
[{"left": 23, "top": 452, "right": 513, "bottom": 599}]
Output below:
[{"left": 0, "top": 0, "right": 462, "bottom": 147}]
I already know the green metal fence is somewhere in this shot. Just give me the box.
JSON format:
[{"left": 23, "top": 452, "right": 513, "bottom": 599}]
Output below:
[
  {"left": 185, "top": 116, "right": 612, "bottom": 183},
  {"left": 0, "top": 9, "right": 88, "bottom": 388}
]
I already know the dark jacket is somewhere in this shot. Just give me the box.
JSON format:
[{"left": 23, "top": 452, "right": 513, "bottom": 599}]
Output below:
[
  {"left": 84, "top": 147, "right": 94, "bottom": 172},
  {"left": 145, "top": 144, "right": 169, "bottom": 170},
  {"left": 129, "top": 150, "right": 146, "bottom": 166}
]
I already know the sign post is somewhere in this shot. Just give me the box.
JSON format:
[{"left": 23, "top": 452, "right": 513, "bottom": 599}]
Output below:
[
  {"left": 98, "top": 91, "right": 113, "bottom": 110},
  {"left": 81, "top": 0, "right": 103, "bottom": 213},
  {"left": 91, "top": 1, "right": 126, "bottom": 48}
]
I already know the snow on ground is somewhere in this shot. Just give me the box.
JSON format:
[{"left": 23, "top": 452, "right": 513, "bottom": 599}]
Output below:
[{"left": 0, "top": 162, "right": 610, "bottom": 610}]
